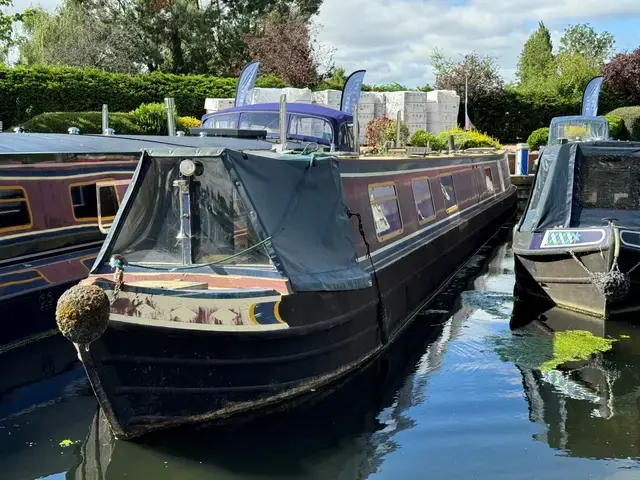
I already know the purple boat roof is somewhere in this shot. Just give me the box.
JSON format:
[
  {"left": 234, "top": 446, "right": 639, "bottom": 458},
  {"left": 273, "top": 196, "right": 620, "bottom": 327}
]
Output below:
[{"left": 201, "top": 102, "right": 353, "bottom": 125}]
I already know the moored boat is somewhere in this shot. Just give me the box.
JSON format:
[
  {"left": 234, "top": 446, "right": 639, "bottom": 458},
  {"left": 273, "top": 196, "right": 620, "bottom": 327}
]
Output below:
[
  {"left": 513, "top": 115, "right": 640, "bottom": 319},
  {"left": 54, "top": 104, "right": 517, "bottom": 439}
]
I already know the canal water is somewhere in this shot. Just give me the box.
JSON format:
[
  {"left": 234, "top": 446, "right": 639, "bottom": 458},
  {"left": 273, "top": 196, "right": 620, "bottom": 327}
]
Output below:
[{"left": 3, "top": 223, "right": 640, "bottom": 479}]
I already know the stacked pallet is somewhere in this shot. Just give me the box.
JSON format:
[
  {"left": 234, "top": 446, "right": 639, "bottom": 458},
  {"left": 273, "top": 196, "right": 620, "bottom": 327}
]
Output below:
[
  {"left": 383, "top": 91, "right": 429, "bottom": 137},
  {"left": 426, "top": 90, "right": 460, "bottom": 133},
  {"left": 204, "top": 98, "right": 235, "bottom": 114}
]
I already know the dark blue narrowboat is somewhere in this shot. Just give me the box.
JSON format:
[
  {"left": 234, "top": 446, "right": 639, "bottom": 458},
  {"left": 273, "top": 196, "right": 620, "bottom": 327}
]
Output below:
[{"left": 55, "top": 99, "right": 517, "bottom": 439}]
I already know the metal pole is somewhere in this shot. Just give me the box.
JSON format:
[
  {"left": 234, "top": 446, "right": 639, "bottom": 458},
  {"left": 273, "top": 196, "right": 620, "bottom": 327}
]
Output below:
[
  {"left": 102, "top": 104, "right": 109, "bottom": 133},
  {"left": 395, "top": 110, "right": 402, "bottom": 149},
  {"left": 279, "top": 93, "right": 287, "bottom": 146},
  {"left": 165, "top": 97, "right": 177, "bottom": 136}
]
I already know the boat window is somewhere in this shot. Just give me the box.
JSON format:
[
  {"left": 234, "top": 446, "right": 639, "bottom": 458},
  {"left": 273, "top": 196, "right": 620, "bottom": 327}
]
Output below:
[
  {"left": 368, "top": 183, "right": 403, "bottom": 241},
  {"left": 289, "top": 115, "right": 333, "bottom": 144},
  {"left": 439, "top": 174, "right": 458, "bottom": 213},
  {"left": 110, "top": 156, "right": 271, "bottom": 266},
  {"left": 496, "top": 163, "right": 505, "bottom": 192},
  {"left": 70, "top": 181, "right": 118, "bottom": 220},
  {"left": 203, "top": 113, "right": 239, "bottom": 129},
  {"left": 239, "top": 112, "right": 280, "bottom": 134},
  {"left": 484, "top": 167, "right": 494, "bottom": 193},
  {"left": 0, "top": 186, "right": 32, "bottom": 233},
  {"left": 411, "top": 177, "right": 435, "bottom": 224},
  {"left": 577, "top": 155, "right": 640, "bottom": 210}
]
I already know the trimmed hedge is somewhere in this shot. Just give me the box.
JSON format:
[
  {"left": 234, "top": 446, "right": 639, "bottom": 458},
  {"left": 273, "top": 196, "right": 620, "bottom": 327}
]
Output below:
[
  {"left": 409, "top": 130, "right": 445, "bottom": 150},
  {"left": 22, "top": 110, "right": 200, "bottom": 134},
  {"left": 1, "top": 66, "right": 284, "bottom": 129},
  {"left": 603, "top": 113, "right": 628, "bottom": 140},
  {"left": 436, "top": 127, "right": 501, "bottom": 149},
  {"left": 606, "top": 107, "right": 640, "bottom": 140}
]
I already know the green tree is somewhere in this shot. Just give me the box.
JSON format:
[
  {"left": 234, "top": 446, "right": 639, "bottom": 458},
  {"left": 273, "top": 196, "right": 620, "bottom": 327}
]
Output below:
[
  {"left": 559, "top": 23, "right": 615, "bottom": 65},
  {"left": 0, "top": 0, "right": 30, "bottom": 63},
  {"left": 516, "top": 21, "right": 555, "bottom": 90}
]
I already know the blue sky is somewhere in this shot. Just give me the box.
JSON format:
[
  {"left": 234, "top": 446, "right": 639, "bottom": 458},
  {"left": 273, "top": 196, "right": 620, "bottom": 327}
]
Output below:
[{"left": 6, "top": 0, "right": 640, "bottom": 87}]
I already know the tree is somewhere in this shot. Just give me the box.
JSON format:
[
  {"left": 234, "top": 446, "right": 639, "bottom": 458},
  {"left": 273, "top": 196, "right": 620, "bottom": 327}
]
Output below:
[
  {"left": 244, "top": 10, "right": 333, "bottom": 87},
  {"left": 430, "top": 49, "right": 503, "bottom": 102},
  {"left": 0, "top": 0, "right": 30, "bottom": 63},
  {"left": 559, "top": 23, "right": 615, "bottom": 65},
  {"left": 603, "top": 48, "right": 640, "bottom": 106},
  {"left": 16, "top": 1, "right": 140, "bottom": 73},
  {"left": 516, "top": 22, "right": 555, "bottom": 90}
]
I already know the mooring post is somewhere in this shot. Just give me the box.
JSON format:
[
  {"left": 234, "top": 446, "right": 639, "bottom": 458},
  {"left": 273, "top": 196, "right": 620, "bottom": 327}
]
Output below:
[
  {"left": 395, "top": 111, "right": 402, "bottom": 149},
  {"left": 102, "top": 104, "right": 109, "bottom": 133},
  {"left": 353, "top": 102, "right": 360, "bottom": 154},
  {"left": 448, "top": 134, "right": 455, "bottom": 153},
  {"left": 165, "top": 97, "right": 177, "bottom": 136}
]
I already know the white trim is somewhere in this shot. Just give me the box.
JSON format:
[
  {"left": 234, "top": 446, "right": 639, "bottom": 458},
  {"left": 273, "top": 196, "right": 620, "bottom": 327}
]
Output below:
[
  {"left": 340, "top": 160, "right": 500, "bottom": 178},
  {"left": 540, "top": 228, "right": 606, "bottom": 249},
  {"left": 620, "top": 230, "right": 640, "bottom": 248},
  {"left": 109, "top": 313, "right": 289, "bottom": 331},
  {"left": 0, "top": 224, "right": 98, "bottom": 241},
  {"left": 357, "top": 190, "right": 507, "bottom": 263},
  {"left": 0, "top": 170, "right": 132, "bottom": 181}
]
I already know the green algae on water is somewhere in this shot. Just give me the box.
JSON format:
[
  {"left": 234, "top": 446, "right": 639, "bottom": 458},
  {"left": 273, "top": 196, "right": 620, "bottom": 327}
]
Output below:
[
  {"left": 59, "top": 439, "right": 80, "bottom": 448},
  {"left": 491, "top": 329, "right": 616, "bottom": 371}
]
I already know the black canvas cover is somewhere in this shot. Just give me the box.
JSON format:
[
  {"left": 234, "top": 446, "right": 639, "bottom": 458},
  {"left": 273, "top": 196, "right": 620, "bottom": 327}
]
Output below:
[
  {"left": 520, "top": 141, "right": 640, "bottom": 232},
  {"left": 222, "top": 149, "right": 372, "bottom": 292}
]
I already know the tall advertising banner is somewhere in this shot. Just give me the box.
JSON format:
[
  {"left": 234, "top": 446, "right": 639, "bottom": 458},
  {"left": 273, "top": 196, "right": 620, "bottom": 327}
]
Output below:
[
  {"left": 340, "top": 70, "right": 366, "bottom": 115},
  {"left": 581, "top": 76, "right": 604, "bottom": 117},
  {"left": 235, "top": 61, "right": 261, "bottom": 107}
]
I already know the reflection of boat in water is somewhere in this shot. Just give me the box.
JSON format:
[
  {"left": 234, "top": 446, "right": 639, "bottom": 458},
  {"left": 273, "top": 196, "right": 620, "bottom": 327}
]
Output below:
[
  {"left": 65, "top": 226, "right": 511, "bottom": 479},
  {"left": 511, "top": 306, "right": 640, "bottom": 459}
]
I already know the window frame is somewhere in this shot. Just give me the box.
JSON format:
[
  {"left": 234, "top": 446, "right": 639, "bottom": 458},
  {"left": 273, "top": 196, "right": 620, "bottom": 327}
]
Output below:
[
  {"left": 484, "top": 166, "right": 495, "bottom": 194},
  {"left": 68, "top": 178, "right": 117, "bottom": 222},
  {"left": 0, "top": 185, "right": 33, "bottom": 234},
  {"left": 411, "top": 176, "right": 436, "bottom": 225},
  {"left": 438, "top": 173, "right": 459, "bottom": 214},
  {"left": 367, "top": 181, "right": 404, "bottom": 242}
]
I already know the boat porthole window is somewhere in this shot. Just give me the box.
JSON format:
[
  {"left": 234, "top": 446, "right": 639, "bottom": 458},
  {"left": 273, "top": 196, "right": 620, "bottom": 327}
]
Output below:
[
  {"left": 70, "top": 180, "right": 118, "bottom": 221},
  {"left": 411, "top": 177, "right": 436, "bottom": 225},
  {"left": 0, "top": 186, "right": 32, "bottom": 233},
  {"left": 439, "top": 174, "right": 458, "bottom": 214},
  {"left": 368, "top": 182, "right": 403, "bottom": 242}
]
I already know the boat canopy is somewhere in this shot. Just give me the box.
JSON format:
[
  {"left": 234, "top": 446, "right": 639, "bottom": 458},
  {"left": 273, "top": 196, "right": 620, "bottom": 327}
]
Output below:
[
  {"left": 519, "top": 141, "right": 640, "bottom": 232},
  {"left": 92, "top": 147, "right": 371, "bottom": 292},
  {"left": 548, "top": 115, "right": 609, "bottom": 146}
]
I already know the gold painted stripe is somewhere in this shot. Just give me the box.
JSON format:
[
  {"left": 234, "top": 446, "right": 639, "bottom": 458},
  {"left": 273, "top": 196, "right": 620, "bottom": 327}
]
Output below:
[
  {"left": 248, "top": 303, "right": 259, "bottom": 325},
  {"left": 274, "top": 301, "right": 284, "bottom": 324}
]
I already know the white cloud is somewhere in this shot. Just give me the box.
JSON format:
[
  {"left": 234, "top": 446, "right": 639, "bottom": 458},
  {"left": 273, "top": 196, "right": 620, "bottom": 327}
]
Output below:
[{"left": 316, "top": 0, "right": 640, "bottom": 87}]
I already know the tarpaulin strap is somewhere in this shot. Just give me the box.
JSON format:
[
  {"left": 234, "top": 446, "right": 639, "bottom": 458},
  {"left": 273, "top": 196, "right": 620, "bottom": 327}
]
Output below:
[{"left": 346, "top": 206, "right": 389, "bottom": 345}]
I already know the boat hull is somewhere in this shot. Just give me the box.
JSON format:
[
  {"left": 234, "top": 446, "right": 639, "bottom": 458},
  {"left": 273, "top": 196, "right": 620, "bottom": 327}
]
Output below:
[
  {"left": 513, "top": 228, "right": 640, "bottom": 319},
  {"left": 80, "top": 188, "right": 517, "bottom": 439}
]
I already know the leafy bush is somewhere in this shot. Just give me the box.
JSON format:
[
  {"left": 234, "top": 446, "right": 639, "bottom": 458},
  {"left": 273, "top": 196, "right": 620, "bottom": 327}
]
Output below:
[
  {"left": 131, "top": 102, "right": 176, "bottom": 135},
  {"left": 606, "top": 107, "right": 640, "bottom": 140},
  {"left": 21, "top": 111, "right": 141, "bottom": 134},
  {"left": 603, "top": 113, "right": 628, "bottom": 140},
  {"left": 0, "top": 65, "right": 285, "bottom": 130},
  {"left": 409, "top": 130, "right": 446, "bottom": 150},
  {"left": 177, "top": 116, "right": 200, "bottom": 131},
  {"left": 527, "top": 127, "right": 549, "bottom": 150},
  {"left": 365, "top": 117, "right": 409, "bottom": 147},
  {"left": 436, "top": 127, "right": 501, "bottom": 150}
]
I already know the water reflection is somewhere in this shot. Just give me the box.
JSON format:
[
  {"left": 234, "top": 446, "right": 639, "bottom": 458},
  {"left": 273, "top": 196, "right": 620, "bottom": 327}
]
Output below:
[{"left": 511, "top": 302, "right": 640, "bottom": 460}]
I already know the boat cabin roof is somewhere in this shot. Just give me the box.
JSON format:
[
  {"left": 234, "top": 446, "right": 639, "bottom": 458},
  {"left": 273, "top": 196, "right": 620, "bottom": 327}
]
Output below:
[
  {"left": 201, "top": 103, "right": 354, "bottom": 127},
  {"left": 0, "top": 132, "right": 274, "bottom": 156}
]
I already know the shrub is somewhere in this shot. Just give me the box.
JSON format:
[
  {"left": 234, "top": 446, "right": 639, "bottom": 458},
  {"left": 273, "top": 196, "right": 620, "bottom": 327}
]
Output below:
[
  {"left": 131, "top": 102, "right": 176, "bottom": 135},
  {"left": 365, "top": 117, "right": 409, "bottom": 147},
  {"left": 0, "top": 65, "right": 285, "bottom": 129},
  {"left": 21, "top": 111, "right": 141, "bottom": 134},
  {"left": 177, "top": 116, "right": 200, "bottom": 132},
  {"left": 409, "top": 130, "right": 446, "bottom": 150},
  {"left": 436, "top": 127, "right": 501, "bottom": 150},
  {"left": 606, "top": 107, "right": 640, "bottom": 140},
  {"left": 527, "top": 127, "right": 549, "bottom": 150},
  {"left": 603, "top": 113, "right": 628, "bottom": 140}
]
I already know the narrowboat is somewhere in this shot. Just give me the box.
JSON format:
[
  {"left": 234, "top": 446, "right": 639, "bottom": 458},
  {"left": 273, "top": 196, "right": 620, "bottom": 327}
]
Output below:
[
  {"left": 513, "top": 115, "right": 640, "bottom": 319},
  {"left": 0, "top": 132, "right": 274, "bottom": 354},
  {"left": 55, "top": 99, "right": 517, "bottom": 440}
]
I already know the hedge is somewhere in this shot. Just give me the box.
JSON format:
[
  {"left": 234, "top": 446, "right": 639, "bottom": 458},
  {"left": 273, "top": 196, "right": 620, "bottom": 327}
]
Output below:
[
  {"left": 0, "top": 66, "right": 284, "bottom": 129},
  {"left": 526, "top": 128, "right": 549, "bottom": 151},
  {"left": 22, "top": 110, "right": 200, "bottom": 135},
  {"left": 603, "top": 113, "right": 628, "bottom": 140},
  {"left": 606, "top": 107, "right": 640, "bottom": 140}
]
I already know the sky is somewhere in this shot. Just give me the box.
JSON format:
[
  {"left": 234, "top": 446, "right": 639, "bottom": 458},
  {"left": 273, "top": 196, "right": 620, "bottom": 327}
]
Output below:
[{"left": 7, "top": 0, "right": 640, "bottom": 87}]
